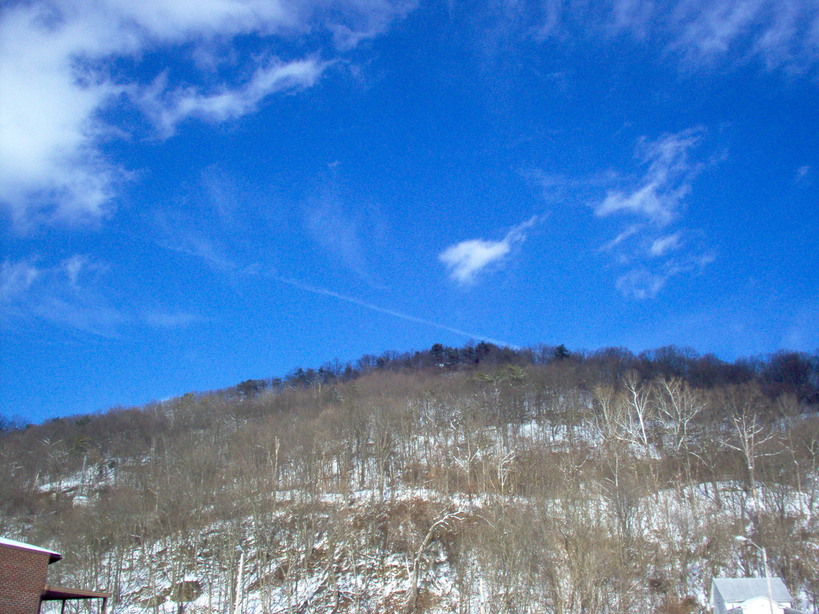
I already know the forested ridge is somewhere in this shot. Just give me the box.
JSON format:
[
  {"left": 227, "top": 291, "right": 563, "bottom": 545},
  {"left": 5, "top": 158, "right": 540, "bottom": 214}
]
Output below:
[{"left": 1, "top": 344, "right": 818, "bottom": 614}]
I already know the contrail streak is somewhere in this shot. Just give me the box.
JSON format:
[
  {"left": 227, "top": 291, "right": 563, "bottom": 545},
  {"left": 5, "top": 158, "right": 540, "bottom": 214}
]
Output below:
[
  {"left": 272, "top": 274, "right": 518, "bottom": 349},
  {"left": 147, "top": 229, "right": 518, "bottom": 348}
]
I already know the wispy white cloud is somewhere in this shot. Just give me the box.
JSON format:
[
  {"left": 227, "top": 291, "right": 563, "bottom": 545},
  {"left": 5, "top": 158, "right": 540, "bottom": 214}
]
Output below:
[
  {"left": 601, "top": 223, "right": 645, "bottom": 252},
  {"left": 15, "top": 256, "right": 108, "bottom": 300},
  {"left": 175, "top": 234, "right": 238, "bottom": 272},
  {"left": 649, "top": 232, "right": 683, "bottom": 257},
  {"left": 669, "top": 0, "right": 819, "bottom": 71},
  {"left": 609, "top": 0, "right": 655, "bottom": 39},
  {"left": 0, "top": 260, "right": 40, "bottom": 304},
  {"left": 795, "top": 165, "right": 812, "bottom": 185},
  {"left": 328, "top": 0, "right": 418, "bottom": 50},
  {"left": 1, "top": 255, "right": 201, "bottom": 335},
  {"left": 616, "top": 269, "right": 668, "bottom": 300},
  {"left": 440, "top": 216, "right": 540, "bottom": 286},
  {"left": 302, "top": 173, "right": 381, "bottom": 282},
  {"left": 672, "top": 0, "right": 765, "bottom": 57},
  {"left": 535, "top": 128, "right": 714, "bottom": 300},
  {"left": 615, "top": 253, "right": 714, "bottom": 299},
  {"left": 141, "top": 57, "right": 328, "bottom": 138},
  {"left": 142, "top": 311, "right": 206, "bottom": 329},
  {"left": 597, "top": 183, "right": 678, "bottom": 226},
  {"left": 1, "top": 256, "right": 123, "bottom": 336},
  {"left": 594, "top": 128, "right": 703, "bottom": 226},
  {"left": 0, "top": 0, "right": 412, "bottom": 229},
  {"left": 147, "top": 194, "right": 238, "bottom": 273},
  {"left": 595, "top": 129, "right": 715, "bottom": 299},
  {"left": 496, "top": 0, "right": 819, "bottom": 73}
]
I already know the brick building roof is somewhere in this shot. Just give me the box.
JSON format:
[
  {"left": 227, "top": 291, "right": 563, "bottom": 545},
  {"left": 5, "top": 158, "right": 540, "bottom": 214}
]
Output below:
[{"left": 0, "top": 537, "right": 61, "bottom": 563}]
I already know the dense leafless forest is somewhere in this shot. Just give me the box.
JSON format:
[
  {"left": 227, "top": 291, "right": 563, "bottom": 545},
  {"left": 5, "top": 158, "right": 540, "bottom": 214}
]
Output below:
[{"left": 1, "top": 344, "right": 818, "bottom": 614}]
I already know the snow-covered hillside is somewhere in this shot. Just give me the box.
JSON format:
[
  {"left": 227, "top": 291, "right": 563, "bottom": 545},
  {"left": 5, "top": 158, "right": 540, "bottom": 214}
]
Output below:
[{"left": 3, "top": 348, "right": 818, "bottom": 613}]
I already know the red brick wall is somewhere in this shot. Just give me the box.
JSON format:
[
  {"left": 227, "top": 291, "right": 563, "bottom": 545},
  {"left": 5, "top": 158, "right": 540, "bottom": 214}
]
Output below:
[{"left": 0, "top": 544, "right": 50, "bottom": 614}]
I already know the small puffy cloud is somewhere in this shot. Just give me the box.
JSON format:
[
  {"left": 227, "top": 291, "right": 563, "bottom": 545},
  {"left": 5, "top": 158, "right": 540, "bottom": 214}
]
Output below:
[
  {"left": 440, "top": 239, "right": 513, "bottom": 285},
  {"left": 440, "top": 216, "right": 539, "bottom": 285}
]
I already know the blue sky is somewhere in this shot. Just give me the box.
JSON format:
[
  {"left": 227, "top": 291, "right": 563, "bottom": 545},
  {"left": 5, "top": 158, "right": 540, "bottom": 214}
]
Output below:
[{"left": 1, "top": 0, "right": 818, "bottom": 422}]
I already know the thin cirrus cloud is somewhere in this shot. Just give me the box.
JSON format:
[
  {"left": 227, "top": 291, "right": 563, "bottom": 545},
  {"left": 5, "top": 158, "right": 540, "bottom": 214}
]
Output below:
[
  {"left": 669, "top": 0, "right": 819, "bottom": 70},
  {"left": 0, "top": 0, "right": 412, "bottom": 229},
  {"left": 0, "top": 256, "right": 201, "bottom": 335},
  {"left": 649, "top": 232, "right": 683, "bottom": 257},
  {"left": 795, "top": 165, "right": 812, "bottom": 184},
  {"left": 536, "top": 128, "right": 714, "bottom": 300},
  {"left": 615, "top": 252, "right": 715, "bottom": 300},
  {"left": 1, "top": 256, "right": 123, "bottom": 336},
  {"left": 594, "top": 129, "right": 714, "bottom": 300},
  {"left": 615, "top": 269, "right": 668, "bottom": 301},
  {"left": 302, "top": 176, "right": 374, "bottom": 282},
  {"left": 140, "top": 57, "right": 329, "bottom": 138},
  {"left": 529, "top": 0, "right": 819, "bottom": 73},
  {"left": 440, "top": 216, "right": 540, "bottom": 286},
  {"left": 0, "top": 260, "right": 40, "bottom": 306},
  {"left": 594, "top": 128, "right": 704, "bottom": 227}
]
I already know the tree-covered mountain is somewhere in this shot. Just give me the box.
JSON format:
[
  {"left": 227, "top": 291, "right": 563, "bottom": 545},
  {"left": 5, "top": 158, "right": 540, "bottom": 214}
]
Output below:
[{"left": 1, "top": 344, "right": 817, "bottom": 613}]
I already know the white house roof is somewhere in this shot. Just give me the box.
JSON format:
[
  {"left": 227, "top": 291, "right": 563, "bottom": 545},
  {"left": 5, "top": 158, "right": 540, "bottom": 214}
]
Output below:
[
  {"left": 0, "top": 536, "right": 62, "bottom": 562},
  {"left": 712, "top": 578, "right": 792, "bottom": 604}
]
